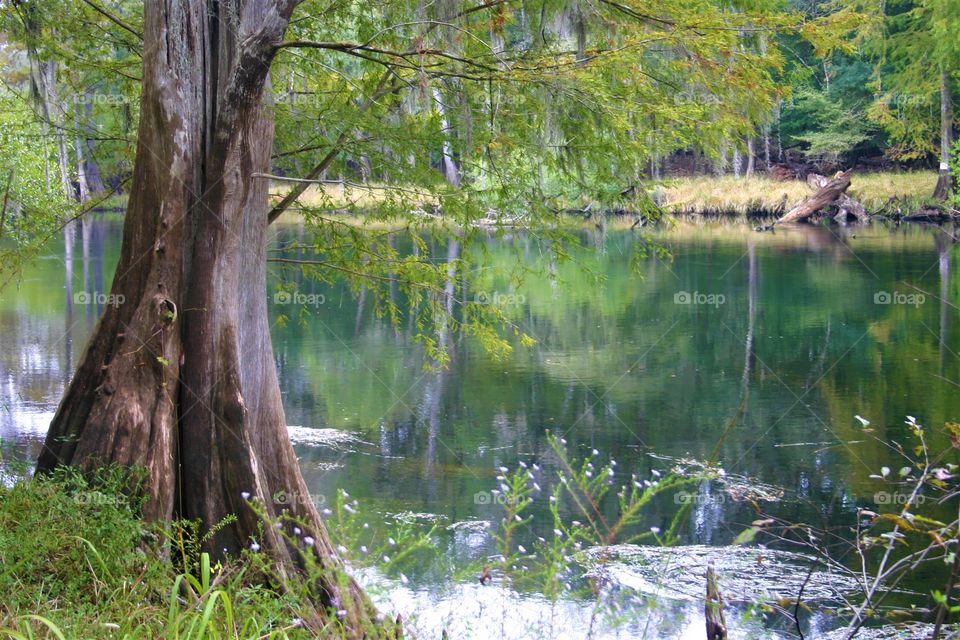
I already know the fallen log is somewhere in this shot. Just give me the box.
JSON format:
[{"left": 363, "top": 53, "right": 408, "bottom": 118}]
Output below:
[
  {"left": 777, "top": 172, "right": 852, "bottom": 224},
  {"left": 706, "top": 564, "right": 727, "bottom": 640}
]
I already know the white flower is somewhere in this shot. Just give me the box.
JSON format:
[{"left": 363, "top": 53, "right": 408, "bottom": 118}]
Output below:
[
  {"left": 293, "top": 527, "right": 301, "bottom": 536},
  {"left": 241, "top": 491, "right": 251, "bottom": 500},
  {"left": 388, "top": 537, "right": 396, "bottom": 546},
  {"left": 592, "top": 449, "right": 599, "bottom": 456},
  {"left": 304, "top": 536, "right": 315, "bottom": 546},
  {"left": 400, "top": 573, "right": 409, "bottom": 585},
  {"left": 651, "top": 469, "right": 661, "bottom": 478},
  {"left": 250, "top": 542, "right": 261, "bottom": 552},
  {"left": 650, "top": 527, "right": 661, "bottom": 534}
]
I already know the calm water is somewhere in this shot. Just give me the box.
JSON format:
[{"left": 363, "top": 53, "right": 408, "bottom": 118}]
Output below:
[{"left": 2, "top": 216, "right": 958, "bottom": 638}]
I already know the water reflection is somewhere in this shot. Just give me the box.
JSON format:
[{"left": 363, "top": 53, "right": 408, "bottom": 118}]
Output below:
[{"left": 1, "top": 216, "right": 958, "bottom": 636}]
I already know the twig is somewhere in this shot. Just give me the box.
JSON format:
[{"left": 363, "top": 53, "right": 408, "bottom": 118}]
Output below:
[{"left": 0, "top": 169, "right": 14, "bottom": 239}]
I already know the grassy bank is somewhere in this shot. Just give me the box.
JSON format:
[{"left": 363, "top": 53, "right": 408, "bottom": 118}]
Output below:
[
  {"left": 0, "top": 470, "right": 367, "bottom": 639},
  {"left": 265, "top": 171, "right": 939, "bottom": 221},
  {"left": 660, "top": 171, "right": 938, "bottom": 215}
]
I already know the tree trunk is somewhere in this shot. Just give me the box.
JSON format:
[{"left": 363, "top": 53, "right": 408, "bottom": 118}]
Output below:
[
  {"left": 37, "top": 0, "right": 384, "bottom": 634},
  {"left": 82, "top": 89, "right": 107, "bottom": 195},
  {"left": 777, "top": 173, "right": 852, "bottom": 224},
  {"left": 934, "top": 68, "right": 954, "bottom": 200},
  {"left": 72, "top": 94, "right": 90, "bottom": 203}
]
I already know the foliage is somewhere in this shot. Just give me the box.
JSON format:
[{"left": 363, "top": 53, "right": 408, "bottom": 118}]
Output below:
[
  {"left": 747, "top": 416, "right": 960, "bottom": 635},
  {"left": 782, "top": 85, "right": 875, "bottom": 165},
  {"left": 0, "top": 470, "right": 415, "bottom": 639}
]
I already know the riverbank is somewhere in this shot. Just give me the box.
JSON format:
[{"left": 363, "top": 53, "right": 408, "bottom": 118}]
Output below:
[
  {"left": 82, "top": 172, "right": 941, "bottom": 223},
  {"left": 659, "top": 171, "right": 938, "bottom": 216},
  {"left": 0, "top": 470, "right": 369, "bottom": 639}
]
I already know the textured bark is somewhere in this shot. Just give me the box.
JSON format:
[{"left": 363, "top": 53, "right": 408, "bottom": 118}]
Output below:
[
  {"left": 705, "top": 565, "right": 727, "bottom": 640},
  {"left": 37, "top": 0, "right": 386, "bottom": 635},
  {"left": 777, "top": 173, "right": 852, "bottom": 224}
]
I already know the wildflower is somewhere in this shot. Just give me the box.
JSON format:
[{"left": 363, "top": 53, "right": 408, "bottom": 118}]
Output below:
[
  {"left": 336, "top": 610, "right": 348, "bottom": 620},
  {"left": 650, "top": 526, "right": 661, "bottom": 534},
  {"left": 241, "top": 491, "right": 251, "bottom": 500},
  {"left": 343, "top": 503, "right": 356, "bottom": 513},
  {"left": 518, "top": 461, "right": 528, "bottom": 469},
  {"left": 400, "top": 573, "right": 409, "bottom": 585},
  {"left": 651, "top": 469, "right": 661, "bottom": 478},
  {"left": 499, "top": 466, "right": 509, "bottom": 473},
  {"left": 293, "top": 527, "right": 301, "bottom": 536},
  {"left": 304, "top": 536, "right": 315, "bottom": 546},
  {"left": 388, "top": 537, "right": 396, "bottom": 546},
  {"left": 250, "top": 542, "right": 261, "bottom": 552},
  {"left": 322, "top": 508, "right": 332, "bottom": 516},
  {"left": 592, "top": 448, "right": 599, "bottom": 456},
  {"left": 360, "top": 545, "right": 368, "bottom": 554},
  {"left": 518, "top": 545, "right": 527, "bottom": 554}
]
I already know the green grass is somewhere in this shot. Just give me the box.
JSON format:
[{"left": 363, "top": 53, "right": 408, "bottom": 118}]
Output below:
[{"left": 0, "top": 469, "right": 361, "bottom": 639}]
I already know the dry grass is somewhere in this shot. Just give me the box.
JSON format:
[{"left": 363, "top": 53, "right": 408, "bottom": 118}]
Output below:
[
  {"left": 268, "top": 172, "right": 939, "bottom": 223},
  {"left": 268, "top": 182, "right": 434, "bottom": 211},
  {"left": 660, "top": 171, "right": 937, "bottom": 214}
]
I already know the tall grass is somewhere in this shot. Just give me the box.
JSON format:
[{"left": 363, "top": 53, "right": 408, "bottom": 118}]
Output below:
[
  {"left": 0, "top": 469, "right": 378, "bottom": 639},
  {"left": 660, "top": 172, "right": 937, "bottom": 215}
]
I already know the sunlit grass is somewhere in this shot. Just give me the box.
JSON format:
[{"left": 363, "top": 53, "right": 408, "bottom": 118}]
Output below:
[{"left": 660, "top": 171, "right": 937, "bottom": 214}]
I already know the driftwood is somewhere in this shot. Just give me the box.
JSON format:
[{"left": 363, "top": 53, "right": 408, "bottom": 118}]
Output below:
[
  {"left": 706, "top": 564, "right": 727, "bottom": 640},
  {"left": 776, "top": 172, "right": 869, "bottom": 224}
]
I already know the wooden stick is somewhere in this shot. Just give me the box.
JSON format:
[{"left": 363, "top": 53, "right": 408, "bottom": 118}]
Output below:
[{"left": 706, "top": 564, "right": 728, "bottom": 640}]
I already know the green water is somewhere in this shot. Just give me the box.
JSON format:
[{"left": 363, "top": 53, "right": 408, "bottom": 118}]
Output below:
[{"left": 2, "top": 216, "right": 958, "bottom": 637}]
